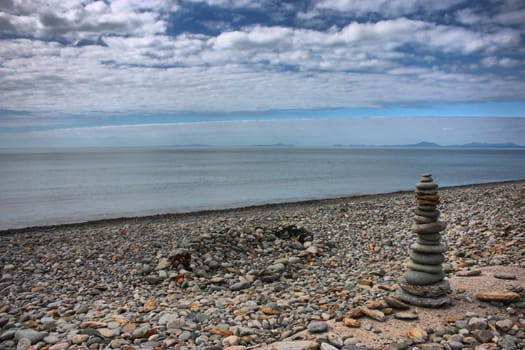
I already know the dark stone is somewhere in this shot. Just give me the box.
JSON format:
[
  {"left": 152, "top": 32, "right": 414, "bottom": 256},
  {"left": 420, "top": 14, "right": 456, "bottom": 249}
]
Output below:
[
  {"left": 411, "top": 242, "right": 447, "bottom": 254},
  {"left": 404, "top": 270, "right": 445, "bottom": 285},
  {"left": 399, "top": 277, "right": 450, "bottom": 297},
  {"left": 409, "top": 251, "right": 444, "bottom": 265},
  {"left": 397, "top": 289, "right": 450, "bottom": 308},
  {"left": 407, "top": 261, "right": 443, "bottom": 274}
]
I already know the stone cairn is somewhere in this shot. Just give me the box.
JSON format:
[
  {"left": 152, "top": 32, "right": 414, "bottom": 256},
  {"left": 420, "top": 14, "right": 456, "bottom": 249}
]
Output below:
[{"left": 398, "top": 173, "right": 451, "bottom": 307}]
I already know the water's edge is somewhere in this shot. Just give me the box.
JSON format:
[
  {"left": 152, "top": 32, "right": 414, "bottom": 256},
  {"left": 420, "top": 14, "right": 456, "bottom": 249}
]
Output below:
[{"left": 2, "top": 179, "right": 523, "bottom": 235}]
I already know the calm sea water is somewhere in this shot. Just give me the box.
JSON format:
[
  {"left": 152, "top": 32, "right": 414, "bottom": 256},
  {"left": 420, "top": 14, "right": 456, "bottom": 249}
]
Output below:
[{"left": 1, "top": 147, "right": 524, "bottom": 230}]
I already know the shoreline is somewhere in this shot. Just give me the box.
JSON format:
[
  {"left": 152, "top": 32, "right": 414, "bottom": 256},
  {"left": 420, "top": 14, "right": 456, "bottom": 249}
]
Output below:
[
  {"left": 1, "top": 180, "right": 524, "bottom": 349},
  {"left": 2, "top": 179, "right": 524, "bottom": 235}
]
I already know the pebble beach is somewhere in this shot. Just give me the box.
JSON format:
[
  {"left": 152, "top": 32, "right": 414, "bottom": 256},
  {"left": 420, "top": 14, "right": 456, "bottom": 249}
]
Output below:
[{"left": 1, "top": 181, "right": 524, "bottom": 350}]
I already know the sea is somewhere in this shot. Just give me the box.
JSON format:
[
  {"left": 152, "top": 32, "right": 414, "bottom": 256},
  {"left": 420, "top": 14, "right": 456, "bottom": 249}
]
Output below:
[{"left": 1, "top": 147, "right": 524, "bottom": 230}]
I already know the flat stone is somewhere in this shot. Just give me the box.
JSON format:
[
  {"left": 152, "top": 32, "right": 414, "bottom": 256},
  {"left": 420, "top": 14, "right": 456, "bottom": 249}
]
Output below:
[
  {"left": 343, "top": 318, "right": 361, "bottom": 328},
  {"left": 407, "top": 326, "right": 428, "bottom": 340},
  {"left": 475, "top": 291, "right": 520, "bottom": 303},
  {"left": 394, "top": 311, "right": 419, "bottom": 320},
  {"left": 467, "top": 317, "right": 488, "bottom": 330},
  {"left": 456, "top": 269, "right": 482, "bottom": 277},
  {"left": 320, "top": 343, "right": 338, "bottom": 350},
  {"left": 494, "top": 272, "right": 517, "bottom": 280},
  {"left": 416, "top": 182, "right": 438, "bottom": 191},
  {"left": 230, "top": 281, "right": 251, "bottom": 291},
  {"left": 415, "top": 193, "right": 440, "bottom": 201},
  {"left": 383, "top": 296, "right": 410, "bottom": 310},
  {"left": 414, "top": 209, "right": 440, "bottom": 218},
  {"left": 414, "top": 215, "right": 436, "bottom": 224},
  {"left": 495, "top": 319, "right": 513, "bottom": 332},
  {"left": 16, "top": 338, "right": 32, "bottom": 350},
  {"left": 404, "top": 270, "right": 445, "bottom": 285},
  {"left": 14, "top": 330, "right": 48, "bottom": 344},
  {"left": 407, "top": 261, "right": 443, "bottom": 274},
  {"left": 409, "top": 251, "right": 444, "bottom": 265},
  {"left": 257, "top": 341, "right": 320, "bottom": 350},
  {"left": 360, "top": 307, "right": 385, "bottom": 322},
  {"left": 416, "top": 237, "right": 441, "bottom": 245},
  {"left": 398, "top": 289, "right": 451, "bottom": 308},
  {"left": 399, "top": 277, "right": 450, "bottom": 297},
  {"left": 412, "top": 221, "right": 446, "bottom": 234},
  {"left": 411, "top": 242, "right": 447, "bottom": 254},
  {"left": 308, "top": 321, "right": 328, "bottom": 333}
]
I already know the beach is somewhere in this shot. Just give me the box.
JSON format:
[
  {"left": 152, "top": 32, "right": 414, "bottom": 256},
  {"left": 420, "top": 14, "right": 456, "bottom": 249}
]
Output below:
[{"left": 0, "top": 181, "right": 524, "bottom": 350}]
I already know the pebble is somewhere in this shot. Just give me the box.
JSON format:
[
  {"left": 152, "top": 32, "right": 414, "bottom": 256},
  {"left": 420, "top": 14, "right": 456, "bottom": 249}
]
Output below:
[{"left": 308, "top": 321, "right": 329, "bottom": 333}]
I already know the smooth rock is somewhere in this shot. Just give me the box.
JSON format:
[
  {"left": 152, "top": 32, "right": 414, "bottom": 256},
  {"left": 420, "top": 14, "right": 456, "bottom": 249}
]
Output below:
[
  {"left": 399, "top": 277, "right": 450, "bottom": 297},
  {"left": 414, "top": 209, "right": 440, "bottom": 218},
  {"left": 414, "top": 215, "right": 436, "bottom": 224},
  {"left": 384, "top": 296, "right": 410, "bottom": 310},
  {"left": 258, "top": 341, "right": 320, "bottom": 350},
  {"left": 407, "top": 326, "right": 428, "bottom": 340},
  {"left": 158, "top": 313, "right": 179, "bottom": 325},
  {"left": 320, "top": 343, "right": 338, "bottom": 350},
  {"left": 360, "top": 307, "right": 385, "bottom": 322},
  {"left": 407, "top": 261, "right": 443, "bottom": 274},
  {"left": 455, "top": 269, "right": 482, "bottom": 277},
  {"left": 230, "top": 281, "right": 251, "bottom": 291},
  {"left": 343, "top": 318, "right": 360, "bottom": 328},
  {"left": 16, "top": 338, "right": 32, "bottom": 350},
  {"left": 467, "top": 317, "right": 488, "bottom": 330},
  {"left": 416, "top": 182, "right": 438, "bottom": 191},
  {"left": 14, "top": 330, "right": 47, "bottom": 344},
  {"left": 475, "top": 291, "right": 520, "bottom": 303},
  {"left": 404, "top": 270, "right": 445, "bottom": 285},
  {"left": 409, "top": 251, "right": 444, "bottom": 265},
  {"left": 494, "top": 272, "right": 517, "bottom": 280},
  {"left": 308, "top": 321, "right": 328, "bottom": 333},
  {"left": 394, "top": 311, "right": 419, "bottom": 320},
  {"left": 398, "top": 289, "right": 451, "bottom": 308},
  {"left": 410, "top": 243, "right": 447, "bottom": 254},
  {"left": 412, "top": 221, "right": 446, "bottom": 234},
  {"left": 495, "top": 319, "right": 513, "bottom": 332}
]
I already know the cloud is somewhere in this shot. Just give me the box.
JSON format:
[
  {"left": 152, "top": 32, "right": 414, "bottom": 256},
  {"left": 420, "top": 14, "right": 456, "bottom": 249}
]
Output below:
[
  {"left": 0, "top": 0, "right": 176, "bottom": 40},
  {"left": 310, "top": 0, "right": 467, "bottom": 18}
]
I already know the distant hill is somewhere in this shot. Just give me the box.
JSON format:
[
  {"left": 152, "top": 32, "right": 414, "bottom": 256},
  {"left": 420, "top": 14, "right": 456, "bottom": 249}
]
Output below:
[{"left": 332, "top": 142, "right": 524, "bottom": 149}]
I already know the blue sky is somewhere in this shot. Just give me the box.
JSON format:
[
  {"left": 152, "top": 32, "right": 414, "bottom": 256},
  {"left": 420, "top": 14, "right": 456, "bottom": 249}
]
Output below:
[{"left": 0, "top": 0, "right": 524, "bottom": 147}]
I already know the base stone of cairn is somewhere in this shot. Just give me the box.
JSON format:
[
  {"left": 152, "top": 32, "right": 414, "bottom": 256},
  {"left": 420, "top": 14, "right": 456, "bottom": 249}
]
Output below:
[{"left": 398, "top": 173, "right": 451, "bottom": 308}]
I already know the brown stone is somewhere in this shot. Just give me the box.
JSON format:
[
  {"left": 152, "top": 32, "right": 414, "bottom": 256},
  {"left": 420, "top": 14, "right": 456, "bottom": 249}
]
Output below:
[
  {"left": 398, "top": 289, "right": 451, "bottom": 308},
  {"left": 399, "top": 277, "right": 450, "bottom": 297},
  {"left": 475, "top": 291, "right": 520, "bottom": 303},
  {"left": 407, "top": 326, "right": 428, "bottom": 340},
  {"left": 411, "top": 221, "right": 446, "bottom": 234},
  {"left": 343, "top": 318, "right": 361, "bottom": 328},
  {"left": 456, "top": 269, "right": 482, "bottom": 277},
  {"left": 360, "top": 307, "right": 385, "bottom": 322},
  {"left": 383, "top": 296, "right": 410, "bottom": 310}
]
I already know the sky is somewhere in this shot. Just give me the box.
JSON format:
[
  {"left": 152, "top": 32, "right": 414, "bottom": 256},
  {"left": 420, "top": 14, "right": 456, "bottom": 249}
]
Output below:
[{"left": 0, "top": 0, "right": 524, "bottom": 147}]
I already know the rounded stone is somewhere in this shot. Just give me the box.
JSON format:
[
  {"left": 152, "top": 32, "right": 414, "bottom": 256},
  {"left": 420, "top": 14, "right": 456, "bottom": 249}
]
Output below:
[
  {"left": 404, "top": 270, "right": 445, "bottom": 285},
  {"left": 415, "top": 189, "right": 438, "bottom": 195},
  {"left": 407, "top": 261, "right": 443, "bottom": 274},
  {"left": 409, "top": 251, "right": 444, "bottom": 265},
  {"left": 416, "top": 182, "right": 438, "bottom": 190},
  {"left": 399, "top": 277, "right": 451, "bottom": 297},
  {"left": 416, "top": 198, "right": 438, "bottom": 206},
  {"left": 417, "top": 205, "right": 437, "bottom": 211},
  {"left": 414, "top": 215, "right": 435, "bottom": 224},
  {"left": 417, "top": 232, "right": 441, "bottom": 241},
  {"left": 412, "top": 221, "right": 446, "bottom": 234},
  {"left": 411, "top": 242, "right": 447, "bottom": 254},
  {"left": 416, "top": 238, "right": 441, "bottom": 246},
  {"left": 415, "top": 194, "right": 440, "bottom": 201},
  {"left": 414, "top": 209, "right": 440, "bottom": 218},
  {"left": 419, "top": 174, "right": 433, "bottom": 182},
  {"left": 398, "top": 289, "right": 450, "bottom": 308}
]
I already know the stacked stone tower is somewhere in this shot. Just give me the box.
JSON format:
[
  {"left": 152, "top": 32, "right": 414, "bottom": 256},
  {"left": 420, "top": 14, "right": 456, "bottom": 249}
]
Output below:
[{"left": 398, "top": 173, "right": 451, "bottom": 307}]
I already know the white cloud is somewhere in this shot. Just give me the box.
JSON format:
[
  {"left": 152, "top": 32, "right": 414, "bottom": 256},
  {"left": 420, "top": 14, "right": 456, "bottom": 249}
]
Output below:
[
  {"left": 313, "top": 0, "right": 466, "bottom": 17},
  {"left": 0, "top": 0, "right": 176, "bottom": 40}
]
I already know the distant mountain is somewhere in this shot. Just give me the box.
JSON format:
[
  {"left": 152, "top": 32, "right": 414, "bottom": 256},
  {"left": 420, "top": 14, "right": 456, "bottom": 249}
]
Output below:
[
  {"left": 331, "top": 142, "right": 524, "bottom": 149},
  {"left": 455, "top": 142, "right": 524, "bottom": 149},
  {"left": 249, "top": 143, "right": 295, "bottom": 148}
]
